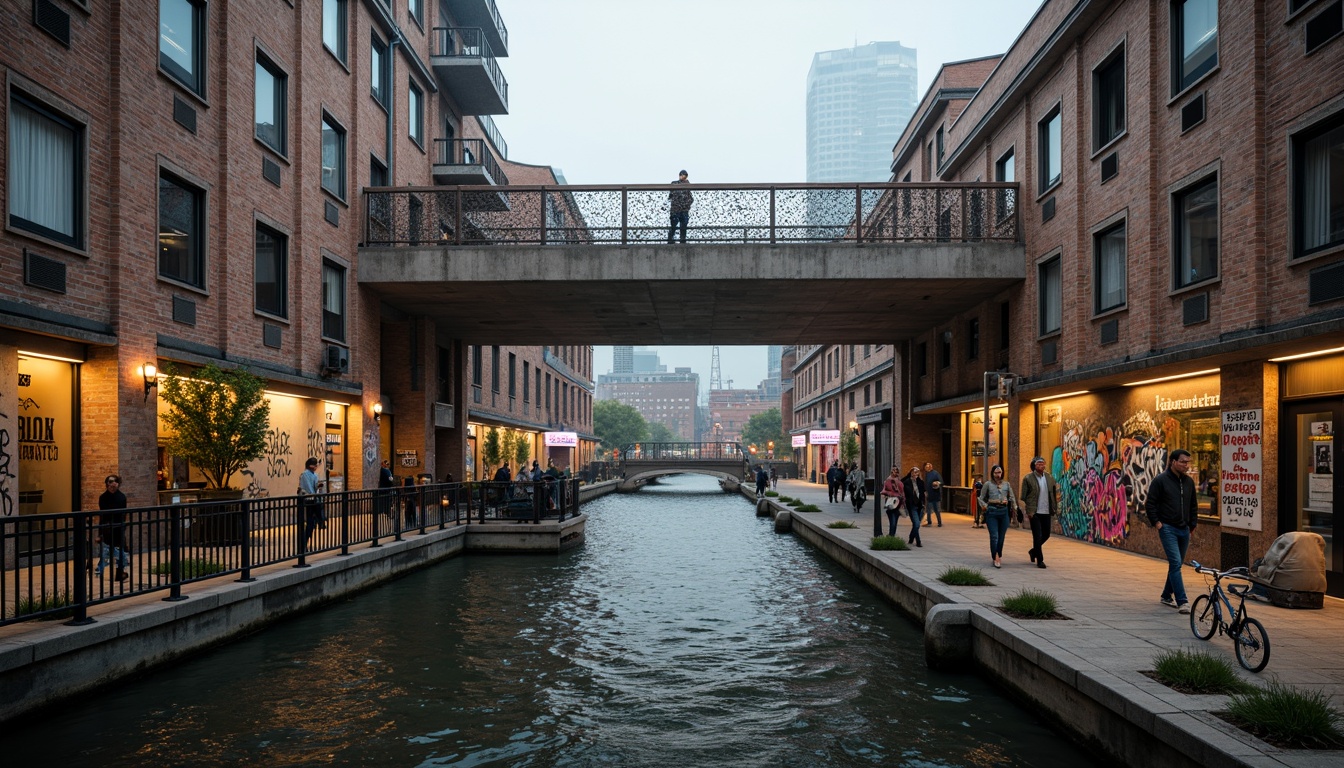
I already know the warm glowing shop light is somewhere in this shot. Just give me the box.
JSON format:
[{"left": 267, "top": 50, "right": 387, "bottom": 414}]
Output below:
[
  {"left": 1030, "top": 390, "right": 1090, "bottom": 403},
  {"left": 960, "top": 404, "right": 1008, "bottom": 414},
  {"left": 18, "top": 350, "right": 85, "bottom": 364},
  {"left": 1122, "top": 368, "right": 1219, "bottom": 387},
  {"left": 1268, "top": 345, "right": 1344, "bottom": 362}
]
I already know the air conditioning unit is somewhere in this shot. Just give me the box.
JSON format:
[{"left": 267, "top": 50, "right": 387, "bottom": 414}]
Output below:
[{"left": 323, "top": 344, "right": 350, "bottom": 374}]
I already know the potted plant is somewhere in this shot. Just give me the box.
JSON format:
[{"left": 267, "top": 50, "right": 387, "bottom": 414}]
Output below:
[{"left": 158, "top": 363, "right": 271, "bottom": 544}]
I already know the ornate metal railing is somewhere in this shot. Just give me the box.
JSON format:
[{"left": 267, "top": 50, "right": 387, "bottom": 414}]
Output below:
[
  {"left": 619, "top": 442, "right": 748, "bottom": 462},
  {"left": 433, "top": 138, "right": 509, "bottom": 185},
  {"left": 362, "top": 182, "right": 1020, "bottom": 247},
  {"left": 0, "top": 481, "right": 580, "bottom": 627},
  {"left": 430, "top": 27, "right": 508, "bottom": 101}
]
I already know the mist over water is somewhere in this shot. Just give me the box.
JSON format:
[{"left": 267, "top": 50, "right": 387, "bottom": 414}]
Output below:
[{"left": 0, "top": 474, "right": 1087, "bottom": 766}]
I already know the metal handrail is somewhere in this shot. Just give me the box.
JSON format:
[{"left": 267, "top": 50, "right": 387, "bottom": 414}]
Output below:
[
  {"left": 0, "top": 480, "right": 581, "bottom": 627},
  {"left": 430, "top": 27, "right": 508, "bottom": 104},
  {"left": 363, "top": 182, "right": 1021, "bottom": 247},
  {"left": 433, "top": 138, "right": 509, "bottom": 185}
]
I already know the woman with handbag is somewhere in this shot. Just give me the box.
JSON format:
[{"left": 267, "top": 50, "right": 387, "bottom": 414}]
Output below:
[
  {"left": 879, "top": 467, "right": 905, "bottom": 536},
  {"left": 902, "top": 466, "right": 926, "bottom": 547},
  {"left": 978, "top": 464, "right": 1016, "bottom": 568}
]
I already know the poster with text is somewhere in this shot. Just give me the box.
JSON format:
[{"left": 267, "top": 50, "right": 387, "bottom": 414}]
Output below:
[{"left": 1219, "top": 408, "right": 1262, "bottom": 531}]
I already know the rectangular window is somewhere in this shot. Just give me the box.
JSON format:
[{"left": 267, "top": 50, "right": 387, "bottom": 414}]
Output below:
[
  {"left": 916, "top": 342, "right": 928, "bottom": 377},
  {"left": 1093, "top": 47, "right": 1126, "bottom": 150},
  {"left": 1094, "top": 221, "right": 1127, "bottom": 312},
  {"left": 995, "top": 148, "right": 1015, "bottom": 221},
  {"left": 1174, "top": 177, "right": 1219, "bottom": 287},
  {"left": 322, "top": 260, "right": 345, "bottom": 341},
  {"left": 940, "top": 332, "right": 952, "bottom": 369},
  {"left": 408, "top": 80, "right": 424, "bottom": 145},
  {"left": 408, "top": 0, "right": 423, "bottom": 27},
  {"left": 160, "top": 0, "right": 205, "bottom": 95},
  {"left": 254, "top": 223, "right": 287, "bottom": 318},
  {"left": 371, "top": 35, "right": 389, "bottom": 107},
  {"left": 968, "top": 318, "right": 980, "bottom": 359},
  {"left": 1039, "top": 255, "right": 1062, "bottom": 335},
  {"left": 875, "top": 380, "right": 883, "bottom": 403},
  {"left": 255, "top": 53, "right": 287, "bottom": 155},
  {"left": 1293, "top": 116, "right": 1344, "bottom": 257},
  {"left": 491, "top": 346, "right": 500, "bottom": 392},
  {"left": 523, "top": 362, "right": 530, "bottom": 402},
  {"left": 321, "top": 113, "right": 346, "bottom": 199},
  {"left": 322, "top": 0, "right": 346, "bottom": 63},
  {"left": 472, "top": 345, "right": 482, "bottom": 387},
  {"left": 936, "top": 126, "right": 945, "bottom": 165},
  {"left": 158, "top": 170, "right": 204, "bottom": 287},
  {"left": 8, "top": 93, "right": 84, "bottom": 248},
  {"left": 1173, "top": 0, "right": 1218, "bottom": 94},
  {"left": 437, "top": 346, "right": 451, "bottom": 403},
  {"left": 1039, "top": 106, "right": 1062, "bottom": 192},
  {"left": 848, "top": 391, "right": 855, "bottom": 409}
]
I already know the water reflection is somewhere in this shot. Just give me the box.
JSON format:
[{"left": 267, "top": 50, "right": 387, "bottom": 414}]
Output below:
[{"left": 0, "top": 474, "right": 1089, "bottom": 767}]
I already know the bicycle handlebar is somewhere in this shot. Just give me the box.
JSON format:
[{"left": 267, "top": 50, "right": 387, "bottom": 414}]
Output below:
[{"left": 1189, "top": 560, "right": 1251, "bottom": 579}]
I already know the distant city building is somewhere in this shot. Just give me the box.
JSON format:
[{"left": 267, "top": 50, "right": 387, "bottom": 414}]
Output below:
[
  {"left": 596, "top": 367, "right": 700, "bottom": 441},
  {"left": 806, "top": 41, "right": 917, "bottom": 183},
  {"left": 632, "top": 348, "right": 664, "bottom": 373},
  {"left": 708, "top": 386, "right": 780, "bottom": 447},
  {"left": 613, "top": 346, "right": 634, "bottom": 374}
]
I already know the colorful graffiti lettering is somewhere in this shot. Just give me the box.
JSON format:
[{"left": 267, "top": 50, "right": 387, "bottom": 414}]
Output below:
[
  {"left": 1054, "top": 410, "right": 1167, "bottom": 547},
  {"left": 264, "top": 429, "right": 293, "bottom": 479}
]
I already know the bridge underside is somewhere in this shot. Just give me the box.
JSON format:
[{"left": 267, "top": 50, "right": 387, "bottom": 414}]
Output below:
[
  {"left": 618, "top": 468, "right": 743, "bottom": 492},
  {"left": 358, "top": 242, "right": 1024, "bottom": 344}
]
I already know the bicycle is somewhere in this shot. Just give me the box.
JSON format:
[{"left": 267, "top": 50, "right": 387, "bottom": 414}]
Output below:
[{"left": 1188, "top": 560, "right": 1271, "bottom": 673}]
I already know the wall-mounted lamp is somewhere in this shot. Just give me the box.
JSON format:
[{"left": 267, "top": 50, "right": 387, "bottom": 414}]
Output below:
[
  {"left": 141, "top": 363, "right": 158, "bottom": 402},
  {"left": 942, "top": 330, "right": 953, "bottom": 344},
  {"left": 373, "top": 401, "right": 383, "bottom": 425},
  {"left": 848, "top": 420, "right": 859, "bottom": 435}
]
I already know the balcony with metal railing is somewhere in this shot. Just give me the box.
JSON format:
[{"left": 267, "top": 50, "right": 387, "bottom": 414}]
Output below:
[
  {"left": 430, "top": 27, "right": 508, "bottom": 115},
  {"left": 441, "top": 0, "right": 508, "bottom": 56},
  {"left": 433, "top": 138, "right": 509, "bottom": 187}
]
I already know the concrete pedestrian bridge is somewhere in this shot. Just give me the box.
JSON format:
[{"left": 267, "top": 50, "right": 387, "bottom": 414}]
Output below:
[
  {"left": 358, "top": 183, "right": 1024, "bottom": 344},
  {"left": 616, "top": 442, "right": 751, "bottom": 492}
]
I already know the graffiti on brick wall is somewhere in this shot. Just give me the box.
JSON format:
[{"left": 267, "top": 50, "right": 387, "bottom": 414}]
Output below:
[
  {"left": 1055, "top": 410, "right": 1170, "bottom": 546},
  {"left": 241, "top": 468, "right": 269, "bottom": 499},
  {"left": 307, "top": 427, "right": 325, "bottom": 466},
  {"left": 363, "top": 429, "right": 378, "bottom": 470},
  {"left": 264, "top": 429, "right": 294, "bottom": 480},
  {"left": 0, "top": 410, "right": 12, "bottom": 517}
]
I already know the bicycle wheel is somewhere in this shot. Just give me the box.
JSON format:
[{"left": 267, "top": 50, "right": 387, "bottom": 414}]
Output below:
[
  {"left": 1189, "top": 595, "right": 1216, "bottom": 640},
  {"left": 1234, "top": 617, "right": 1270, "bottom": 673}
]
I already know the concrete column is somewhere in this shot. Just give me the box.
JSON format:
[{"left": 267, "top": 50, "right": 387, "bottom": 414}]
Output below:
[
  {"left": 82, "top": 345, "right": 157, "bottom": 510},
  {"left": 924, "top": 603, "right": 974, "bottom": 670}
]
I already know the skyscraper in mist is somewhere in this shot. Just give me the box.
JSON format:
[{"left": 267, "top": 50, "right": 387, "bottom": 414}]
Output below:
[{"left": 807, "top": 41, "right": 918, "bottom": 182}]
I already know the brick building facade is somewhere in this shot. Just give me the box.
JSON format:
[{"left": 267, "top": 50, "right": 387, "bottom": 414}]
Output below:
[{"left": 0, "top": 0, "right": 590, "bottom": 517}]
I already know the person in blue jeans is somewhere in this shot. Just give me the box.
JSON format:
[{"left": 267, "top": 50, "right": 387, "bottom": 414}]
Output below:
[
  {"left": 922, "top": 462, "right": 944, "bottom": 526},
  {"left": 902, "top": 466, "right": 926, "bottom": 547},
  {"left": 977, "top": 465, "right": 1016, "bottom": 568},
  {"left": 1145, "top": 449, "right": 1199, "bottom": 613},
  {"left": 879, "top": 467, "right": 905, "bottom": 536}
]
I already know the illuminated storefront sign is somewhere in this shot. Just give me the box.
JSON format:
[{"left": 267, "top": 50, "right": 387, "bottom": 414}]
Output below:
[
  {"left": 1220, "top": 409, "right": 1262, "bottom": 531},
  {"left": 809, "top": 429, "right": 840, "bottom": 445},
  {"left": 791, "top": 434, "right": 807, "bottom": 448},
  {"left": 545, "top": 431, "right": 578, "bottom": 447}
]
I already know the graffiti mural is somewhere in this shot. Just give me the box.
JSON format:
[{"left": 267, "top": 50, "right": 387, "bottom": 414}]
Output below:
[
  {"left": 264, "top": 429, "right": 294, "bottom": 479},
  {"left": 0, "top": 410, "right": 12, "bottom": 517},
  {"left": 363, "top": 429, "right": 379, "bottom": 469},
  {"left": 307, "top": 426, "right": 325, "bottom": 465},
  {"left": 1054, "top": 410, "right": 1168, "bottom": 546}
]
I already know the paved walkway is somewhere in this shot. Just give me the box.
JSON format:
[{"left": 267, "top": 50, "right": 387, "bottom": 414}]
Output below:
[{"left": 767, "top": 478, "right": 1344, "bottom": 762}]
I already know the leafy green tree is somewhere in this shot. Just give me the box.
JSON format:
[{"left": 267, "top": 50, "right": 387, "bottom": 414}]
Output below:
[
  {"left": 742, "top": 408, "right": 791, "bottom": 458},
  {"left": 513, "top": 430, "right": 531, "bottom": 468},
  {"left": 159, "top": 363, "right": 271, "bottom": 490},
  {"left": 593, "top": 400, "right": 648, "bottom": 452},
  {"left": 482, "top": 427, "right": 502, "bottom": 472},
  {"left": 840, "top": 430, "right": 860, "bottom": 465},
  {"left": 647, "top": 421, "right": 676, "bottom": 443}
]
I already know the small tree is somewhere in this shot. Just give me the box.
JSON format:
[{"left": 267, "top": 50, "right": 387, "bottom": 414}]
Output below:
[
  {"left": 159, "top": 363, "right": 271, "bottom": 490},
  {"left": 513, "top": 430, "right": 530, "bottom": 468},
  {"left": 840, "top": 430, "right": 860, "bottom": 466},
  {"left": 481, "top": 427, "right": 502, "bottom": 473}
]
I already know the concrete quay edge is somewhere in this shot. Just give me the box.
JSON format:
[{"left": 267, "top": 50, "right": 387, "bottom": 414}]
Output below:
[{"left": 742, "top": 482, "right": 1338, "bottom": 768}]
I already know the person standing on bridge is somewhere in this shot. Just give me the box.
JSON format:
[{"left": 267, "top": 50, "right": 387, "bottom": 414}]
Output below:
[{"left": 668, "top": 170, "right": 693, "bottom": 243}]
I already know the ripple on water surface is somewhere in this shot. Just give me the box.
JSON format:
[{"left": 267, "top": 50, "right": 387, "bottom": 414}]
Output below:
[{"left": 0, "top": 474, "right": 1090, "bottom": 767}]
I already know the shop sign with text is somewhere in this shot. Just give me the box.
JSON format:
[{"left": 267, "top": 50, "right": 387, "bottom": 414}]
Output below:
[
  {"left": 791, "top": 434, "right": 807, "bottom": 448},
  {"left": 545, "top": 431, "right": 578, "bottom": 447},
  {"left": 1220, "top": 408, "right": 1262, "bottom": 531},
  {"left": 809, "top": 429, "right": 840, "bottom": 445}
]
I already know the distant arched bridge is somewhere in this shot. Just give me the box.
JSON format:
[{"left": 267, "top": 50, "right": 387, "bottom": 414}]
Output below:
[{"left": 616, "top": 442, "right": 752, "bottom": 492}]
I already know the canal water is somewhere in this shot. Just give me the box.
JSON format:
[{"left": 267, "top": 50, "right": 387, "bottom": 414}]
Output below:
[{"left": 1, "top": 475, "right": 1093, "bottom": 766}]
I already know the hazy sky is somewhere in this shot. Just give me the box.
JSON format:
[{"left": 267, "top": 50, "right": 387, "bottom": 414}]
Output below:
[{"left": 493, "top": 0, "right": 1044, "bottom": 387}]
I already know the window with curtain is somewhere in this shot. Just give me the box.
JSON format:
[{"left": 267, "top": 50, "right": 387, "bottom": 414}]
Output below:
[
  {"left": 1094, "top": 221, "right": 1127, "bottom": 313},
  {"left": 322, "top": 261, "right": 345, "bottom": 341},
  {"left": 1093, "top": 47, "right": 1126, "bottom": 150},
  {"left": 254, "top": 224, "right": 287, "bottom": 318},
  {"left": 1294, "top": 119, "right": 1344, "bottom": 257},
  {"left": 322, "top": 0, "right": 346, "bottom": 62},
  {"left": 1175, "top": 177, "right": 1218, "bottom": 287},
  {"left": 158, "top": 170, "right": 204, "bottom": 286},
  {"left": 1039, "top": 255, "right": 1062, "bottom": 335},
  {"left": 1173, "top": 0, "right": 1218, "bottom": 94},
  {"left": 255, "top": 53, "right": 287, "bottom": 154},
  {"left": 321, "top": 114, "right": 345, "bottom": 199},
  {"left": 160, "top": 0, "right": 205, "bottom": 95},
  {"left": 8, "top": 94, "right": 82, "bottom": 247}
]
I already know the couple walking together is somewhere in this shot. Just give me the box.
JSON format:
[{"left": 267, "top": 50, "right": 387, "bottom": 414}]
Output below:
[
  {"left": 878, "top": 466, "right": 929, "bottom": 547},
  {"left": 976, "top": 457, "right": 1058, "bottom": 569}
]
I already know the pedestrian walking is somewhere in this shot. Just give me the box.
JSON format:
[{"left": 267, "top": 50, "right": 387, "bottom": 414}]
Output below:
[
  {"left": 902, "top": 466, "right": 926, "bottom": 547},
  {"left": 667, "top": 170, "right": 692, "bottom": 243},
  {"left": 402, "top": 475, "right": 418, "bottom": 527},
  {"left": 378, "top": 459, "right": 396, "bottom": 519},
  {"left": 1146, "top": 449, "right": 1199, "bottom": 613},
  {"left": 879, "top": 467, "right": 905, "bottom": 536},
  {"left": 299, "top": 457, "right": 326, "bottom": 550},
  {"left": 1019, "top": 456, "right": 1059, "bottom": 568},
  {"left": 769, "top": 466, "right": 778, "bottom": 490},
  {"left": 826, "top": 460, "right": 844, "bottom": 503},
  {"left": 755, "top": 465, "right": 769, "bottom": 497},
  {"left": 923, "top": 462, "right": 944, "bottom": 526},
  {"left": 848, "top": 463, "right": 867, "bottom": 513},
  {"left": 96, "top": 474, "right": 130, "bottom": 582},
  {"left": 978, "top": 465, "right": 1016, "bottom": 568},
  {"left": 972, "top": 474, "right": 985, "bottom": 528}
]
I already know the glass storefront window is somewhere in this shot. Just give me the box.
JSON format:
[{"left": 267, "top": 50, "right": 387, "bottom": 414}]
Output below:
[
  {"left": 1296, "top": 413, "right": 1334, "bottom": 569},
  {"left": 1168, "top": 409, "right": 1221, "bottom": 521}
]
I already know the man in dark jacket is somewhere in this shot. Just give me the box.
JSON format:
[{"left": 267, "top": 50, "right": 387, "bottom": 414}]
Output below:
[
  {"left": 1146, "top": 449, "right": 1199, "bottom": 613},
  {"left": 378, "top": 460, "right": 396, "bottom": 518},
  {"left": 97, "top": 474, "right": 129, "bottom": 582},
  {"left": 667, "top": 170, "right": 692, "bottom": 243},
  {"left": 825, "top": 461, "right": 844, "bottom": 503}
]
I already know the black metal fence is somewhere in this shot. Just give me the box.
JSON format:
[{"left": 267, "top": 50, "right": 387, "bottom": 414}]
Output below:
[
  {"left": 434, "top": 138, "right": 509, "bottom": 185},
  {"left": 0, "top": 480, "right": 581, "bottom": 627},
  {"left": 363, "top": 182, "right": 1020, "bottom": 247},
  {"left": 618, "top": 442, "right": 748, "bottom": 461}
]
